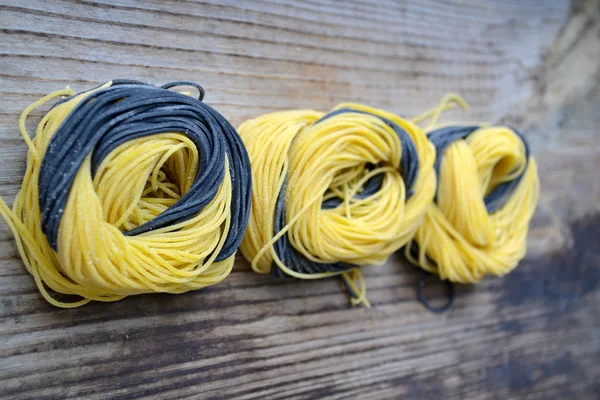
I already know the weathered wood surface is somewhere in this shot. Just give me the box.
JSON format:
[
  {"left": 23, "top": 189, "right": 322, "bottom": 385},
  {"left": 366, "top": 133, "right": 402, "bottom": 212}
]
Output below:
[{"left": 1, "top": 0, "right": 599, "bottom": 398}]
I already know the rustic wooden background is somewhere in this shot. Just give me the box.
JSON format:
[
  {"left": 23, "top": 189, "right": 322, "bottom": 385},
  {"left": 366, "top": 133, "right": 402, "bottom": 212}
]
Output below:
[{"left": 1, "top": 0, "right": 599, "bottom": 398}]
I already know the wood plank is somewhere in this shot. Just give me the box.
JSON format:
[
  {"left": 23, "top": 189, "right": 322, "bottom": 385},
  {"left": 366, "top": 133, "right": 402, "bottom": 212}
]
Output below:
[{"left": 0, "top": 0, "right": 598, "bottom": 398}]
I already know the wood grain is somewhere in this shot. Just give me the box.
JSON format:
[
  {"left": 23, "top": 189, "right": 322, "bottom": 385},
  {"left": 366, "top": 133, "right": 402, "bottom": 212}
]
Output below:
[{"left": 1, "top": 0, "right": 599, "bottom": 399}]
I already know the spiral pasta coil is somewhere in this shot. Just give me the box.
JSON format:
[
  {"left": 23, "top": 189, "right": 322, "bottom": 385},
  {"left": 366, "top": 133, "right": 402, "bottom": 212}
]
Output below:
[
  {"left": 0, "top": 80, "right": 252, "bottom": 307},
  {"left": 407, "top": 96, "right": 539, "bottom": 284},
  {"left": 238, "top": 104, "right": 436, "bottom": 305}
]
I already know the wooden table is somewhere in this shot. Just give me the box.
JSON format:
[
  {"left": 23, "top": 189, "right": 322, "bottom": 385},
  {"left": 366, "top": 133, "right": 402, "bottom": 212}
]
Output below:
[{"left": 1, "top": 1, "right": 599, "bottom": 398}]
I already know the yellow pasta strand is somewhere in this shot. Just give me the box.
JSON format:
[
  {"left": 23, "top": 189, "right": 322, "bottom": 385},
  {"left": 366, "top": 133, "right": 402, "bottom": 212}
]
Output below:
[
  {"left": 239, "top": 105, "right": 436, "bottom": 305},
  {"left": 406, "top": 95, "right": 540, "bottom": 283}
]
